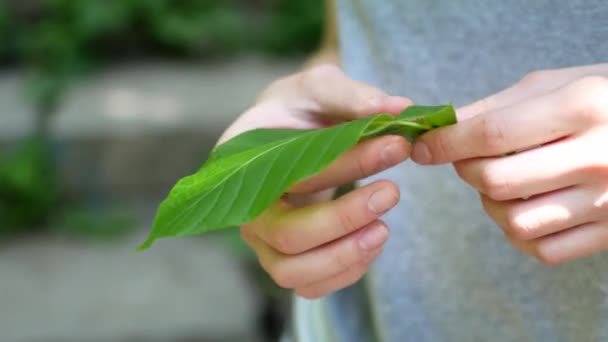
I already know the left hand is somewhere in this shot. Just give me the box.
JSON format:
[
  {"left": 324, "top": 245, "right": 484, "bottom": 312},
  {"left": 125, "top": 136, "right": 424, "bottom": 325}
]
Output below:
[{"left": 411, "top": 64, "right": 608, "bottom": 265}]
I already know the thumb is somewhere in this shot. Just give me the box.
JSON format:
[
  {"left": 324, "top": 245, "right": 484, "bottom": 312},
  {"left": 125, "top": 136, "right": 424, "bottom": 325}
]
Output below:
[{"left": 292, "top": 64, "right": 411, "bottom": 120}]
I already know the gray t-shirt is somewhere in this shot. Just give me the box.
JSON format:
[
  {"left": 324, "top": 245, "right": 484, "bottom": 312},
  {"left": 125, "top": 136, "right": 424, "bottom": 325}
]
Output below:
[{"left": 297, "top": 1, "right": 608, "bottom": 341}]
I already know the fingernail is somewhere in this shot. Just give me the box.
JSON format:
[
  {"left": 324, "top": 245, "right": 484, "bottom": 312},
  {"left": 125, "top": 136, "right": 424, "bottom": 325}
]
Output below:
[
  {"left": 412, "top": 142, "right": 431, "bottom": 164},
  {"left": 368, "top": 188, "right": 399, "bottom": 214},
  {"left": 359, "top": 223, "right": 389, "bottom": 250},
  {"left": 381, "top": 143, "right": 404, "bottom": 165}
]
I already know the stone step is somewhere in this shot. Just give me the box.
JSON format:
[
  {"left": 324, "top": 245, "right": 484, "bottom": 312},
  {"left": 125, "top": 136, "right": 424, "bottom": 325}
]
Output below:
[
  {"left": 0, "top": 56, "right": 301, "bottom": 341},
  {"left": 0, "top": 231, "right": 263, "bottom": 342},
  {"left": 3, "top": 56, "right": 300, "bottom": 139},
  {"left": 1, "top": 56, "right": 300, "bottom": 197}
]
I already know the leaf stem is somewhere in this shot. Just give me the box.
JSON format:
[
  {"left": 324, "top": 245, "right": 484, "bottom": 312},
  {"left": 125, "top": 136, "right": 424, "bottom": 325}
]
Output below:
[{"left": 393, "top": 120, "right": 433, "bottom": 130}]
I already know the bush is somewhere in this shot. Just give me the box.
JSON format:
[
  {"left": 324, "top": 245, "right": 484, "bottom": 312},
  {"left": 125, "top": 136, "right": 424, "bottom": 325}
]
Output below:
[
  {"left": 0, "top": 0, "right": 324, "bottom": 127},
  {"left": 0, "top": 137, "right": 58, "bottom": 234},
  {"left": 0, "top": 0, "right": 324, "bottom": 235}
]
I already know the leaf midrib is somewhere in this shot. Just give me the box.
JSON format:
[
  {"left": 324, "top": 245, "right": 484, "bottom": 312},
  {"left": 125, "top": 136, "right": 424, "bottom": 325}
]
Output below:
[
  {"left": 160, "top": 127, "right": 329, "bottom": 232},
  {"left": 160, "top": 115, "right": 425, "bottom": 231}
]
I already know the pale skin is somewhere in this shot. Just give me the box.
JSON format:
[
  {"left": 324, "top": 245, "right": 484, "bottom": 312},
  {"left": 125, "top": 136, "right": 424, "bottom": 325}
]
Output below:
[
  {"left": 217, "top": 0, "right": 608, "bottom": 298},
  {"left": 412, "top": 64, "right": 608, "bottom": 266},
  {"left": 222, "top": 64, "right": 413, "bottom": 299}
]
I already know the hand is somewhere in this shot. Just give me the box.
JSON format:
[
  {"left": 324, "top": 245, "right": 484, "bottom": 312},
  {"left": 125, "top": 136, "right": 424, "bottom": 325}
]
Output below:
[
  {"left": 412, "top": 64, "right": 608, "bottom": 265},
  {"left": 220, "top": 65, "right": 412, "bottom": 298}
]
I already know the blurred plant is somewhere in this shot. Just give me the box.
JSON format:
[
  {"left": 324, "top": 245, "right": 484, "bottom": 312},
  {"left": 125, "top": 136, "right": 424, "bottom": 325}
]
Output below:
[
  {"left": 0, "top": 0, "right": 324, "bottom": 130},
  {"left": 261, "top": 0, "right": 324, "bottom": 54},
  {"left": 0, "top": 137, "right": 58, "bottom": 235},
  {"left": 0, "top": 0, "right": 323, "bottom": 235},
  {"left": 0, "top": 4, "right": 11, "bottom": 61},
  {"left": 51, "top": 206, "right": 135, "bottom": 241}
]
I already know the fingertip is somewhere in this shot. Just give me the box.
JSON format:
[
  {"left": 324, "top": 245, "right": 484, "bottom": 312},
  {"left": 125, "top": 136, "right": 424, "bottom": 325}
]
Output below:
[
  {"left": 384, "top": 96, "right": 413, "bottom": 115},
  {"left": 361, "top": 95, "right": 412, "bottom": 118},
  {"left": 357, "top": 221, "right": 390, "bottom": 251},
  {"left": 369, "top": 179, "right": 401, "bottom": 206},
  {"left": 379, "top": 135, "right": 411, "bottom": 166},
  {"left": 361, "top": 95, "right": 391, "bottom": 117},
  {"left": 411, "top": 140, "right": 432, "bottom": 164}
]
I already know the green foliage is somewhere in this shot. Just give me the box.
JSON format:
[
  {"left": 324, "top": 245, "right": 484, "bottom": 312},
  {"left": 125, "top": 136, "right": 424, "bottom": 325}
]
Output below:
[
  {"left": 0, "top": 0, "right": 323, "bottom": 68},
  {"left": 0, "top": 137, "right": 137, "bottom": 239},
  {"left": 262, "top": 0, "right": 324, "bottom": 54},
  {"left": 51, "top": 206, "right": 135, "bottom": 241},
  {"left": 140, "top": 0, "right": 246, "bottom": 53},
  {"left": 0, "top": 0, "right": 324, "bottom": 236},
  {"left": 0, "top": 137, "right": 59, "bottom": 234},
  {"left": 0, "top": 4, "right": 11, "bottom": 59},
  {"left": 138, "top": 105, "right": 457, "bottom": 250},
  {"left": 0, "top": 0, "right": 324, "bottom": 121}
]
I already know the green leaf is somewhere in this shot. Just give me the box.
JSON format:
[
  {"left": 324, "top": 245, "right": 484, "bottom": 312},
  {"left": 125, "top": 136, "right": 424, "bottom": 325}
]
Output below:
[{"left": 137, "top": 104, "right": 456, "bottom": 251}]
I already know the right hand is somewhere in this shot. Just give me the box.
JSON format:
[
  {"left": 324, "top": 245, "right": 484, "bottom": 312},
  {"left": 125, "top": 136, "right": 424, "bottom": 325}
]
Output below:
[{"left": 221, "top": 65, "right": 412, "bottom": 299}]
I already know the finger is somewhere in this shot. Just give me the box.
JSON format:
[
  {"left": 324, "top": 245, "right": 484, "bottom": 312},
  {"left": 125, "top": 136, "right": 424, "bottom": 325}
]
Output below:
[
  {"left": 412, "top": 78, "right": 595, "bottom": 164},
  {"left": 290, "top": 135, "right": 410, "bottom": 193},
  {"left": 458, "top": 64, "right": 608, "bottom": 119},
  {"left": 252, "top": 180, "right": 399, "bottom": 255},
  {"left": 295, "top": 254, "right": 378, "bottom": 299},
  {"left": 454, "top": 138, "right": 588, "bottom": 200},
  {"left": 295, "top": 65, "right": 412, "bottom": 120},
  {"left": 245, "top": 221, "right": 387, "bottom": 288},
  {"left": 481, "top": 185, "right": 607, "bottom": 241},
  {"left": 506, "top": 221, "right": 608, "bottom": 265}
]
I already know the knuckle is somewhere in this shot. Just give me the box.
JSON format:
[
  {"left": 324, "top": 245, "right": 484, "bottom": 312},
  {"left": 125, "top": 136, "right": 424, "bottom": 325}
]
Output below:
[
  {"left": 569, "top": 76, "right": 608, "bottom": 124},
  {"left": 517, "top": 70, "right": 548, "bottom": 86},
  {"left": 453, "top": 161, "right": 469, "bottom": 179},
  {"left": 579, "top": 160, "right": 608, "bottom": 180},
  {"left": 260, "top": 74, "right": 296, "bottom": 101},
  {"left": 575, "top": 75, "right": 608, "bottom": 92},
  {"left": 268, "top": 230, "right": 300, "bottom": 255},
  {"left": 267, "top": 262, "right": 296, "bottom": 289},
  {"left": 479, "top": 167, "right": 512, "bottom": 201},
  {"left": 533, "top": 242, "right": 562, "bottom": 266},
  {"left": 355, "top": 151, "right": 373, "bottom": 177},
  {"left": 336, "top": 210, "right": 360, "bottom": 235},
  {"left": 239, "top": 225, "right": 255, "bottom": 246},
  {"left": 480, "top": 193, "right": 493, "bottom": 212},
  {"left": 469, "top": 97, "right": 494, "bottom": 115},
  {"left": 332, "top": 251, "right": 352, "bottom": 271},
  {"left": 429, "top": 132, "right": 451, "bottom": 162},
  {"left": 505, "top": 211, "right": 540, "bottom": 240},
  {"left": 303, "top": 64, "right": 343, "bottom": 84},
  {"left": 479, "top": 115, "right": 507, "bottom": 154},
  {"left": 332, "top": 243, "right": 360, "bottom": 271}
]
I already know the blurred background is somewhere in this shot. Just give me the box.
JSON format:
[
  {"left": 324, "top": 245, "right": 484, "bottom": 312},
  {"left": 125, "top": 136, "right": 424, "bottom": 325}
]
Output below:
[{"left": 0, "top": 0, "right": 323, "bottom": 341}]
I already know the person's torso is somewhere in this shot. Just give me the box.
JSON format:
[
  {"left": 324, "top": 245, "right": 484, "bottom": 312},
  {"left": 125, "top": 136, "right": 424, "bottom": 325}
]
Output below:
[{"left": 322, "top": 1, "right": 608, "bottom": 341}]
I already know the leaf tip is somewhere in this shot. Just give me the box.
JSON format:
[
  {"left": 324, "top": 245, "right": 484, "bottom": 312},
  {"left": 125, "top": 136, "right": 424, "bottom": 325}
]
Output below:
[{"left": 134, "top": 236, "right": 156, "bottom": 253}]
